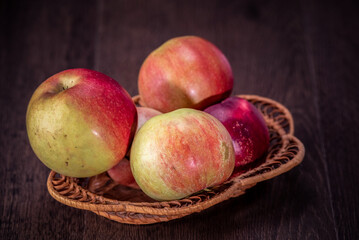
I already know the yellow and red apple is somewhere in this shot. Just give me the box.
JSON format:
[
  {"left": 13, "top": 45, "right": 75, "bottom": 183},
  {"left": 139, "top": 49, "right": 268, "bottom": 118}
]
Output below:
[
  {"left": 26, "top": 68, "right": 137, "bottom": 177},
  {"left": 130, "top": 109, "right": 235, "bottom": 201}
]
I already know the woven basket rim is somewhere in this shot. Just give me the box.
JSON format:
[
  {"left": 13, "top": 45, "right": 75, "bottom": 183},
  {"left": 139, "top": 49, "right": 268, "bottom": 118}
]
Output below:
[{"left": 47, "top": 135, "right": 304, "bottom": 215}]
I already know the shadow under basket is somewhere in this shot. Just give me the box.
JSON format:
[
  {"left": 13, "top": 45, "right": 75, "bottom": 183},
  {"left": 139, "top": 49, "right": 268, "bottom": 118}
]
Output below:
[{"left": 47, "top": 95, "right": 305, "bottom": 225}]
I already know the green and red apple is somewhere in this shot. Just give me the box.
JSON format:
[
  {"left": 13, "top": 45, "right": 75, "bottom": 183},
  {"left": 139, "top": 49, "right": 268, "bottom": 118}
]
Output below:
[
  {"left": 26, "top": 68, "right": 137, "bottom": 177},
  {"left": 130, "top": 108, "right": 235, "bottom": 201},
  {"left": 138, "top": 36, "right": 233, "bottom": 113}
]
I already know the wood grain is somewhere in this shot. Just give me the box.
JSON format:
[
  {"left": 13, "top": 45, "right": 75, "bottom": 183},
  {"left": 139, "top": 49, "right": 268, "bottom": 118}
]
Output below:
[
  {"left": 0, "top": 0, "right": 358, "bottom": 239},
  {"left": 302, "top": 1, "right": 359, "bottom": 239}
]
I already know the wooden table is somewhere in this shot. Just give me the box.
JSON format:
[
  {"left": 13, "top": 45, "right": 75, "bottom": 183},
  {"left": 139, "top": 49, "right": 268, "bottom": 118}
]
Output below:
[{"left": 1, "top": 0, "right": 358, "bottom": 239}]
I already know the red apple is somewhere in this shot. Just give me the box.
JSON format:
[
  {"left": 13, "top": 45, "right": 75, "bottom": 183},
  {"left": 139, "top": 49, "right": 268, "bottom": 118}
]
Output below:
[
  {"left": 204, "top": 96, "right": 269, "bottom": 171},
  {"left": 130, "top": 108, "right": 235, "bottom": 201},
  {"left": 138, "top": 36, "right": 233, "bottom": 113},
  {"left": 107, "top": 158, "right": 140, "bottom": 189},
  {"left": 26, "top": 68, "right": 137, "bottom": 177}
]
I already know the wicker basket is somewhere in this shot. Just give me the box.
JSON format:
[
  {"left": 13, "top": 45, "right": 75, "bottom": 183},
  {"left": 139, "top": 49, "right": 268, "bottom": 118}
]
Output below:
[{"left": 47, "top": 95, "right": 305, "bottom": 225}]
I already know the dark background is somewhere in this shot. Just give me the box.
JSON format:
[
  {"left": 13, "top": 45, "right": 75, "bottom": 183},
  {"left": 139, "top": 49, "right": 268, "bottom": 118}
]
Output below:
[{"left": 1, "top": 0, "right": 358, "bottom": 239}]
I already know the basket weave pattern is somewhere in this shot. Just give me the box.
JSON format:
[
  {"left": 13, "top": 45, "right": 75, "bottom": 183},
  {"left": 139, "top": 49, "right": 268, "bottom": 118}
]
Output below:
[{"left": 47, "top": 95, "right": 305, "bottom": 224}]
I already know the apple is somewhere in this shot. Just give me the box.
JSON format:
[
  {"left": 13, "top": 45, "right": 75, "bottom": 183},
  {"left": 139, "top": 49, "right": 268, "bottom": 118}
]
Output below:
[
  {"left": 106, "top": 106, "right": 161, "bottom": 185},
  {"left": 204, "top": 96, "right": 269, "bottom": 171},
  {"left": 107, "top": 158, "right": 140, "bottom": 189},
  {"left": 135, "top": 106, "right": 161, "bottom": 133},
  {"left": 130, "top": 108, "right": 235, "bottom": 201},
  {"left": 26, "top": 68, "right": 137, "bottom": 178},
  {"left": 138, "top": 36, "right": 233, "bottom": 113}
]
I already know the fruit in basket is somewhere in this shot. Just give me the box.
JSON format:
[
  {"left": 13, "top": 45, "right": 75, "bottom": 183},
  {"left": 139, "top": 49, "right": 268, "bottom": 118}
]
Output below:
[
  {"left": 138, "top": 36, "right": 233, "bottom": 113},
  {"left": 204, "top": 96, "right": 269, "bottom": 169},
  {"left": 130, "top": 108, "right": 235, "bottom": 201},
  {"left": 135, "top": 106, "right": 161, "bottom": 133},
  {"left": 107, "top": 107, "right": 161, "bottom": 183},
  {"left": 26, "top": 68, "right": 137, "bottom": 178},
  {"left": 107, "top": 158, "right": 140, "bottom": 189}
]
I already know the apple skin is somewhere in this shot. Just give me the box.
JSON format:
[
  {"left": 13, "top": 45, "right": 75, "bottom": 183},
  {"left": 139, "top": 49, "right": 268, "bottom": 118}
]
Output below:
[
  {"left": 138, "top": 36, "right": 233, "bottom": 113},
  {"left": 204, "top": 96, "right": 269, "bottom": 169},
  {"left": 107, "top": 158, "right": 140, "bottom": 189},
  {"left": 26, "top": 68, "right": 137, "bottom": 178},
  {"left": 135, "top": 106, "right": 161, "bottom": 133},
  {"left": 130, "top": 108, "right": 235, "bottom": 201},
  {"left": 107, "top": 106, "right": 161, "bottom": 184}
]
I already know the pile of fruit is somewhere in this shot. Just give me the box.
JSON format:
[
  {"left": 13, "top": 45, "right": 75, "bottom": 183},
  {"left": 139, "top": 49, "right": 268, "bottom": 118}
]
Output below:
[{"left": 26, "top": 36, "right": 269, "bottom": 201}]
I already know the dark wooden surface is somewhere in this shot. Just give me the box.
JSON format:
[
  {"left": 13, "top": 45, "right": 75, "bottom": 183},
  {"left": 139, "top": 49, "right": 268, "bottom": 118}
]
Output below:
[{"left": 1, "top": 0, "right": 358, "bottom": 239}]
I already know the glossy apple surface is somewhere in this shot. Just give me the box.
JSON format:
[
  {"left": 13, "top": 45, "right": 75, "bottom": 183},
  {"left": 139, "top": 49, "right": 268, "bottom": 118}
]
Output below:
[
  {"left": 130, "top": 109, "right": 235, "bottom": 201},
  {"left": 26, "top": 68, "right": 137, "bottom": 177},
  {"left": 138, "top": 36, "right": 233, "bottom": 113},
  {"left": 204, "top": 96, "right": 269, "bottom": 169}
]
